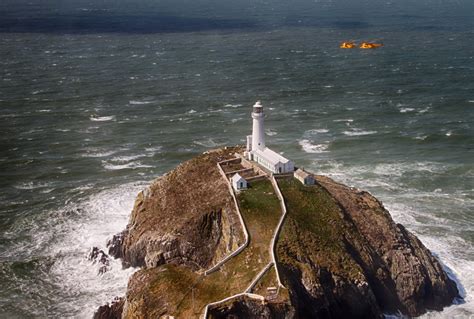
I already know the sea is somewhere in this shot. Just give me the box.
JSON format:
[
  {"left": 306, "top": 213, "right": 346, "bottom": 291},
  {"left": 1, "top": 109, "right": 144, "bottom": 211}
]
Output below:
[{"left": 0, "top": 0, "right": 472, "bottom": 318}]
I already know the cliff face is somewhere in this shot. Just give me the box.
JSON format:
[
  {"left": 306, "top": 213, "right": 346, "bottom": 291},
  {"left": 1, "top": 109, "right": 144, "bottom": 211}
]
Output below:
[
  {"left": 274, "top": 177, "right": 458, "bottom": 319},
  {"left": 97, "top": 147, "right": 458, "bottom": 319},
  {"left": 108, "top": 147, "right": 245, "bottom": 271}
]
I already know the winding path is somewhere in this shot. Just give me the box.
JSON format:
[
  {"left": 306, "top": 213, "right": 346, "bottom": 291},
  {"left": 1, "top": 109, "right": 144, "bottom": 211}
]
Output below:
[{"left": 201, "top": 161, "right": 289, "bottom": 318}]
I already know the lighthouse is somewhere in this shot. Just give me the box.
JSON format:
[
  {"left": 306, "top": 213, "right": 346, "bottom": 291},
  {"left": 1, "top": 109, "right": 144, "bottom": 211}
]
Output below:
[
  {"left": 251, "top": 101, "right": 265, "bottom": 151},
  {"left": 245, "top": 101, "right": 295, "bottom": 174}
]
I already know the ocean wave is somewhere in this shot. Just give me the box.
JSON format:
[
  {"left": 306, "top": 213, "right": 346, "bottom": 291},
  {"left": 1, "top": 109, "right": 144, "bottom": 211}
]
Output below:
[
  {"left": 14, "top": 181, "right": 53, "bottom": 190},
  {"left": 299, "top": 139, "right": 329, "bottom": 153},
  {"left": 90, "top": 115, "right": 115, "bottom": 122},
  {"left": 110, "top": 155, "right": 146, "bottom": 163},
  {"left": 50, "top": 183, "right": 144, "bottom": 317},
  {"left": 81, "top": 150, "right": 116, "bottom": 158},
  {"left": 265, "top": 129, "right": 278, "bottom": 136},
  {"left": 343, "top": 129, "right": 377, "bottom": 136},
  {"left": 102, "top": 161, "right": 152, "bottom": 170},
  {"left": 333, "top": 119, "right": 354, "bottom": 123},
  {"left": 144, "top": 146, "right": 163, "bottom": 155},
  {"left": 418, "top": 106, "right": 431, "bottom": 113},
  {"left": 400, "top": 107, "right": 415, "bottom": 113},
  {"left": 224, "top": 103, "right": 242, "bottom": 108},
  {"left": 193, "top": 138, "right": 226, "bottom": 148},
  {"left": 305, "top": 129, "right": 329, "bottom": 134},
  {"left": 129, "top": 100, "right": 154, "bottom": 105}
]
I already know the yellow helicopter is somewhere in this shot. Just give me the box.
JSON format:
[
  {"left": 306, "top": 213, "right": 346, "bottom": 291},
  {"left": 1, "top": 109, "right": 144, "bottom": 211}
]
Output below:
[
  {"left": 340, "top": 41, "right": 384, "bottom": 49},
  {"left": 359, "top": 42, "right": 384, "bottom": 49},
  {"left": 340, "top": 41, "right": 356, "bottom": 49}
]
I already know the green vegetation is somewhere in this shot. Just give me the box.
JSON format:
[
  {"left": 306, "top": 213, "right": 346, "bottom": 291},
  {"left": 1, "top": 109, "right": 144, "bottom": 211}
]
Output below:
[
  {"left": 276, "top": 178, "right": 363, "bottom": 280},
  {"left": 252, "top": 265, "right": 279, "bottom": 296},
  {"left": 128, "top": 178, "right": 284, "bottom": 318}
]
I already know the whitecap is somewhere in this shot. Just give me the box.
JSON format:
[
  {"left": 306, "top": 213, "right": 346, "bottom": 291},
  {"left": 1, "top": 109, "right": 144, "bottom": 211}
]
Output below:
[
  {"left": 45, "top": 182, "right": 144, "bottom": 317},
  {"left": 414, "top": 135, "right": 428, "bottom": 140},
  {"left": 343, "top": 129, "right": 377, "bottom": 136},
  {"left": 14, "top": 181, "right": 53, "bottom": 190},
  {"left": 81, "top": 150, "right": 116, "bottom": 158},
  {"left": 400, "top": 107, "right": 415, "bottom": 113},
  {"left": 187, "top": 109, "right": 197, "bottom": 114},
  {"left": 109, "top": 155, "right": 145, "bottom": 163},
  {"left": 102, "top": 161, "right": 152, "bottom": 170},
  {"left": 306, "top": 129, "right": 329, "bottom": 134},
  {"left": 193, "top": 138, "right": 225, "bottom": 148},
  {"left": 144, "top": 146, "right": 162, "bottom": 154},
  {"left": 333, "top": 119, "right": 354, "bottom": 123},
  {"left": 90, "top": 115, "right": 115, "bottom": 122},
  {"left": 265, "top": 129, "right": 278, "bottom": 136},
  {"left": 224, "top": 104, "right": 242, "bottom": 108},
  {"left": 418, "top": 107, "right": 431, "bottom": 114},
  {"left": 129, "top": 100, "right": 154, "bottom": 105},
  {"left": 299, "top": 139, "right": 329, "bottom": 153}
]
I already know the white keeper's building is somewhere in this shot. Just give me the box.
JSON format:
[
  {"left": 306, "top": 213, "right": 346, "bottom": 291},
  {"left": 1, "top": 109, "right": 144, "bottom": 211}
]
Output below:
[{"left": 244, "top": 101, "right": 294, "bottom": 174}]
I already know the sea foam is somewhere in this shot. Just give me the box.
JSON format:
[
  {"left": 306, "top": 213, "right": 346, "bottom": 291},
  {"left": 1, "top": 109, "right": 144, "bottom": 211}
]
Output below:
[
  {"left": 90, "top": 115, "right": 115, "bottom": 122},
  {"left": 299, "top": 139, "right": 329, "bottom": 153}
]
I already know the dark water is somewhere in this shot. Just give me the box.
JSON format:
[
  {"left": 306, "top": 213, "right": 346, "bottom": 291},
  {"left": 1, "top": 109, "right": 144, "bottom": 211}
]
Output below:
[{"left": 0, "top": 0, "right": 473, "bottom": 317}]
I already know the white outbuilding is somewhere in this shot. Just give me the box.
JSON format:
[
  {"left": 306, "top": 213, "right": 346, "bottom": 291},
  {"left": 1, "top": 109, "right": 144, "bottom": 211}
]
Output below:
[
  {"left": 294, "top": 168, "right": 315, "bottom": 185},
  {"left": 231, "top": 173, "right": 247, "bottom": 191}
]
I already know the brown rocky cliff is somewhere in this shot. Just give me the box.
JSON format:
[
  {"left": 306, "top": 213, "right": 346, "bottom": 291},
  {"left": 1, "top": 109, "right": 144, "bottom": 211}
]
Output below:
[
  {"left": 108, "top": 147, "right": 245, "bottom": 270},
  {"left": 270, "top": 176, "right": 458, "bottom": 319}
]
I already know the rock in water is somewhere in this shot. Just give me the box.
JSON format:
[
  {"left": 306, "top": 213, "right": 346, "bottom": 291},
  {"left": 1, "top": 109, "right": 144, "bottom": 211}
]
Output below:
[
  {"left": 88, "top": 247, "right": 110, "bottom": 275},
  {"left": 98, "top": 147, "right": 459, "bottom": 318},
  {"left": 94, "top": 297, "right": 124, "bottom": 319}
]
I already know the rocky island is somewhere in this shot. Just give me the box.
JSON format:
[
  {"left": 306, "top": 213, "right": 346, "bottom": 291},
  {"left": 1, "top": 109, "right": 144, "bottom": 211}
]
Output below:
[
  {"left": 96, "top": 102, "right": 458, "bottom": 318},
  {"left": 95, "top": 145, "right": 458, "bottom": 319}
]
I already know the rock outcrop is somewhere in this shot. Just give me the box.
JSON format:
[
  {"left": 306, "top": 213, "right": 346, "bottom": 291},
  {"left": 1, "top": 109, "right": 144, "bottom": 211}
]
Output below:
[
  {"left": 107, "top": 147, "right": 245, "bottom": 271},
  {"left": 96, "top": 147, "right": 459, "bottom": 319},
  {"left": 87, "top": 247, "right": 110, "bottom": 275},
  {"left": 94, "top": 297, "right": 124, "bottom": 319},
  {"left": 274, "top": 177, "right": 458, "bottom": 319}
]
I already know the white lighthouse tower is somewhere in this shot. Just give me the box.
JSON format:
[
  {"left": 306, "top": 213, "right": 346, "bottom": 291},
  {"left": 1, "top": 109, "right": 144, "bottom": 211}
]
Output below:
[
  {"left": 251, "top": 101, "right": 265, "bottom": 151},
  {"left": 245, "top": 100, "right": 295, "bottom": 174}
]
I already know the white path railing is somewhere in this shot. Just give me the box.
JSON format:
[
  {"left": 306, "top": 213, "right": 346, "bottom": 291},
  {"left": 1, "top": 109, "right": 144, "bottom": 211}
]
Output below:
[
  {"left": 201, "top": 162, "right": 290, "bottom": 319},
  {"left": 203, "top": 162, "right": 250, "bottom": 275},
  {"left": 244, "top": 262, "right": 274, "bottom": 293},
  {"left": 269, "top": 175, "right": 288, "bottom": 289},
  {"left": 202, "top": 292, "right": 265, "bottom": 319}
]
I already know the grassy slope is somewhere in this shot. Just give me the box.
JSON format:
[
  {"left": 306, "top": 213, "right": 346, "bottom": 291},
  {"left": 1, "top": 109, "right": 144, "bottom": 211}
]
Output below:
[
  {"left": 125, "top": 179, "right": 283, "bottom": 318},
  {"left": 276, "top": 178, "right": 363, "bottom": 280}
]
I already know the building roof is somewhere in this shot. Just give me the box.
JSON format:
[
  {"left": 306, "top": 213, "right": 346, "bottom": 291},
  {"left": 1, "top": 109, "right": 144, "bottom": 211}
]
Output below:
[
  {"left": 294, "top": 168, "right": 311, "bottom": 179},
  {"left": 231, "top": 173, "right": 246, "bottom": 182},
  {"left": 254, "top": 147, "right": 291, "bottom": 165}
]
